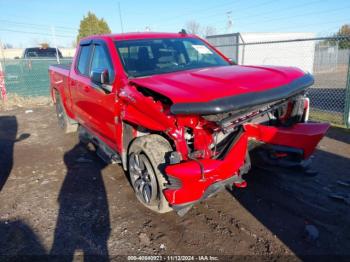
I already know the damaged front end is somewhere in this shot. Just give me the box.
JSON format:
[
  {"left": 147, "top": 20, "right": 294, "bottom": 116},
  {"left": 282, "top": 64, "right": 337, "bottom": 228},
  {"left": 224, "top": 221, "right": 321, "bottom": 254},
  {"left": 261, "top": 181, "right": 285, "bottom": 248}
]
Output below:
[
  {"left": 161, "top": 78, "right": 329, "bottom": 215},
  {"left": 122, "top": 74, "right": 329, "bottom": 216}
]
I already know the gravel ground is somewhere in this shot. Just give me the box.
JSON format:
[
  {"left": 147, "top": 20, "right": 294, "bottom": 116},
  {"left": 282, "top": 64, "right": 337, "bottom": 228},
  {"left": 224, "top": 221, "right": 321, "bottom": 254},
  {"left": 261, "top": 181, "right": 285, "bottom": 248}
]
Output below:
[{"left": 0, "top": 106, "right": 349, "bottom": 261}]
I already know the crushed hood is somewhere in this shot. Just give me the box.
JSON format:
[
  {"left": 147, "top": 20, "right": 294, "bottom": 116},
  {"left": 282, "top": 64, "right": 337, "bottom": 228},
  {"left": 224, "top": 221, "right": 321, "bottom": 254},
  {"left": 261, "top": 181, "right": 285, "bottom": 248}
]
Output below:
[{"left": 130, "top": 65, "right": 313, "bottom": 115}]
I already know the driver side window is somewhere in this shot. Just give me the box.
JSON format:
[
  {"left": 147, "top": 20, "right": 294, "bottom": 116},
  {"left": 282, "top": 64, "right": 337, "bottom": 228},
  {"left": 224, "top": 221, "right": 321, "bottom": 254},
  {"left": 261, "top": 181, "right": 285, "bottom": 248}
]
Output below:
[{"left": 91, "top": 45, "right": 114, "bottom": 78}]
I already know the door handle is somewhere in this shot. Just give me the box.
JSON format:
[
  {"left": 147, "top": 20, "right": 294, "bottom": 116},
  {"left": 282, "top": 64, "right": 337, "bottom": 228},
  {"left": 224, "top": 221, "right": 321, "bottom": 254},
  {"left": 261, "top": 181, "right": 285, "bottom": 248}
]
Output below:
[{"left": 83, "top": 86, "right": 90, "bottom": 92}]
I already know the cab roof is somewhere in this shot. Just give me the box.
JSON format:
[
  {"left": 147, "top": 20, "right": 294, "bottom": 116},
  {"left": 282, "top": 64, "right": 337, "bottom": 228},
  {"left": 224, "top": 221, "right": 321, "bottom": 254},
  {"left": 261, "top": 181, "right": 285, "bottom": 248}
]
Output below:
[{"left": 81, "top": 32, "right": 198, "bottom": 42}]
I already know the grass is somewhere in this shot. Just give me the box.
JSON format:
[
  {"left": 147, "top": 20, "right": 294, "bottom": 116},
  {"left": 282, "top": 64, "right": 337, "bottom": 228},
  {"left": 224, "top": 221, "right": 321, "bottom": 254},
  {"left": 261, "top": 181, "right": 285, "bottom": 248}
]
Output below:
[
  {"left": 0, "top": 94, "right": 52, "bottom": 111},
  {"left": 309, "top": 109, "right": 346, "bottom": 127}
]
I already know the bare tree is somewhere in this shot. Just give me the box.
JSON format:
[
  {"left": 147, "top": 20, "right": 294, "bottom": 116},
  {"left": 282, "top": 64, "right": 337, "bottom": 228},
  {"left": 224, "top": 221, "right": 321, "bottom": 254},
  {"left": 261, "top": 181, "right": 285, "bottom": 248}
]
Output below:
[
  {"left": 2, "top": 43, "right": 13, "bottom": 49},
  {"left": 184, "top": 21, "right": 217, "bottom": 37},
  {"left": 203, "top": 26, "right": 217, "bottom": 37},
  {"left": 185, "top": 20, "right": 201, "bottom": 35},
  {"left": 31, "top": 38, "right": 50, "bottom": 47}
]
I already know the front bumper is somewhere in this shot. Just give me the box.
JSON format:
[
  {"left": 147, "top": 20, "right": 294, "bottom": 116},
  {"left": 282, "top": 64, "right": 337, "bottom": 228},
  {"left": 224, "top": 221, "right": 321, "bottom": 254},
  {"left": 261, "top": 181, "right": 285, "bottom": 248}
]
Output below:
[{"left": 164, "top": 123, "right": 330, "bottom": 207}]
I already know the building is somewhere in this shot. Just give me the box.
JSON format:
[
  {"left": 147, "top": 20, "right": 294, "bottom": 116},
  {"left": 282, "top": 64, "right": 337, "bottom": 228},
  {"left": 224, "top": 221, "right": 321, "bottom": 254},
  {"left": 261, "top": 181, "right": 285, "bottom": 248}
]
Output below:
[
  {"left": 1, "top": 48, "right": 76, "bottom": 59},
  {"left": 207, "top": 32, "right": 316, "bottom": 73}
]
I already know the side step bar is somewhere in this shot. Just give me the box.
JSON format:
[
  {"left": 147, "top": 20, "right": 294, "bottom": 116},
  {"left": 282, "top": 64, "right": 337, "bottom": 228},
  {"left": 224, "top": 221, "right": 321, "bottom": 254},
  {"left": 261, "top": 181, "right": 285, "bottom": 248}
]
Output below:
[{"left": 78, "top": 126, "right": 121, "bottom": 164}]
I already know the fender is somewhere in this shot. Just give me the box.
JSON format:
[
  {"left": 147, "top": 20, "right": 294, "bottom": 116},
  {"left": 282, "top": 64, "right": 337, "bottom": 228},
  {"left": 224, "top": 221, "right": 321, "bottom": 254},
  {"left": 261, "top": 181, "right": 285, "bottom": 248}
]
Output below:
[
  {"left": 119, "top": 84, "right": 176, "bottom": 131},
  {"left": 50, "top": 69, "right": 76, "bottom": 120}
]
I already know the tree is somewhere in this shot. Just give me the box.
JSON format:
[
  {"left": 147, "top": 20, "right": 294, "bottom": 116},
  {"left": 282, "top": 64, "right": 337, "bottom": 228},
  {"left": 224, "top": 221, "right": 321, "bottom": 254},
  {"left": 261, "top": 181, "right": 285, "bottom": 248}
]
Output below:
[
  {"left": 2, "top": 43, "right": 13, "bottom": 49},
  {"left": 185, "top": 20, "right": 201, "bottom": 35},
  {"left": 336, "top": 24, "right": 350, "bottom": 49},
  {"left": 184, "top": 20, "right": 217, "bottom": 37},
  {"left": 77, "top": 12, "right": 111, "bottom": 42},
  {"left": 40, "top": 43, "right": 49, "bottom": 49},
  {"left": 321, "top": 24, "right": 350, "bottom": 49},
  {"left": 203, "top": 26, "right": 217, "bottom": 37}
]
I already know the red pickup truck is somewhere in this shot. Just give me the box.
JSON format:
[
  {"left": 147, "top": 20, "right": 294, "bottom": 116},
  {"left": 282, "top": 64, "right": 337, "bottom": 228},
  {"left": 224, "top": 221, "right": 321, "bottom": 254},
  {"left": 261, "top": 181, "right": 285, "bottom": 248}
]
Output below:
[{"left": 49, "top": 32, "right": 329, "bottom": 215}]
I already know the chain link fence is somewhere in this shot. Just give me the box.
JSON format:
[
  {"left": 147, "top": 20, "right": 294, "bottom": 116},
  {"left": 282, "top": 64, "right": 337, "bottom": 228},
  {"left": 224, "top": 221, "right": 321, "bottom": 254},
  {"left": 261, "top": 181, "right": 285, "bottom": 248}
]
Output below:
[
  {"left": 1, "top": 36, "right": 350, "bottom": 127},
  {"left": 210, "top": 36, "right": 350, "bottom": 127},
  {"left": 1, "top": 58, "right": 72, "bottom": 97}
]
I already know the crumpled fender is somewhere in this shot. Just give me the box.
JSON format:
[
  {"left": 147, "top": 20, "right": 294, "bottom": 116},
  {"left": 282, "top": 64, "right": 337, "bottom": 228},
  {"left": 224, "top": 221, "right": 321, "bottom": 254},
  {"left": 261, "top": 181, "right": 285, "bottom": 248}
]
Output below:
[
  {"left": 244, "top": 122, "right": 330, "bottom": 158},
  {"left": 163, "top": 122, "right": 330, "bottom": 206},
  {"left": 119, "top": 85, "right": 175, "bottom": 131}
]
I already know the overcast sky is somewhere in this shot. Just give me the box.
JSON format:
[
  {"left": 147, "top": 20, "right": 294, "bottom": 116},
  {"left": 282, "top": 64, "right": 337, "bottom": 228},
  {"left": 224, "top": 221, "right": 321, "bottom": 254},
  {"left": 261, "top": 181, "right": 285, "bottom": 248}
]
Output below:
[{"left": 0, "top": 0, "right": 349, "bottom": 47}]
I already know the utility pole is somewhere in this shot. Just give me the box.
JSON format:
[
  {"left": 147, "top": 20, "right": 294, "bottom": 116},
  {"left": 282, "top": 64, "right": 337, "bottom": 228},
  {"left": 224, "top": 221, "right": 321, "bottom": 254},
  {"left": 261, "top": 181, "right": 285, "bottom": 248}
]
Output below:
[
  {"left": 51, "top": 26, "right": 60, "bottom": 64},
  {"left": 226, "top": 11, "right": 233, "bottom": 33},
  {"left": 118, "top": 2, "right": 124, "bottom": 33}
]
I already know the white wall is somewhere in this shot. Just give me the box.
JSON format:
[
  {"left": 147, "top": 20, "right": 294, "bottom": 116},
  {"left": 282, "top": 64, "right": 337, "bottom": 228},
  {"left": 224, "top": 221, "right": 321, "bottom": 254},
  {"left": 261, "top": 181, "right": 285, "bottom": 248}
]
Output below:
[
  {"left": 1, "top": 48, "right": 76, "bottom": 59},
  {"left": 239, "top": 33, "right": 316, "bottom": 73}
]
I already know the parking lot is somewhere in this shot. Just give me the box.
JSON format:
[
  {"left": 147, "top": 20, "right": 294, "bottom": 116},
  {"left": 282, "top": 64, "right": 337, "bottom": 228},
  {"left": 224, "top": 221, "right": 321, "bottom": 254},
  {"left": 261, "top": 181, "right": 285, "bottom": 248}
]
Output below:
[{"left": 0, "top": 105, "right": 349, "bottom": 259}]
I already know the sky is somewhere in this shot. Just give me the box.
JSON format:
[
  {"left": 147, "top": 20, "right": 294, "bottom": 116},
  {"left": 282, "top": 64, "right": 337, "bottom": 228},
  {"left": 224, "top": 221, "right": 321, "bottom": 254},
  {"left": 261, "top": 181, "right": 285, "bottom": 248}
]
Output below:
[{"left": 0, "top": 0, "right": 349, "bottom": 47}]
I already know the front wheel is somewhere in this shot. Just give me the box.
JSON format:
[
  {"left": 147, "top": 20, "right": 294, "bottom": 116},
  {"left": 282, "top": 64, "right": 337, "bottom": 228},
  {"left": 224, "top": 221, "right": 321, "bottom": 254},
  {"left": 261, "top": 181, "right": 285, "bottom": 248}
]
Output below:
[{"left": 128, "top": 135, "right": 173, "bottom": 213}]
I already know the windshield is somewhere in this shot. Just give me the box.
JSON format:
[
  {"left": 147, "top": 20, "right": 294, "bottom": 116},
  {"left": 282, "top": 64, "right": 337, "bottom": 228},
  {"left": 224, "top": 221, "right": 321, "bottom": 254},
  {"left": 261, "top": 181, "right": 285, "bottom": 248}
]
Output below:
[{"left": 115, "top": 37, "right": 230, "bottom": 77}]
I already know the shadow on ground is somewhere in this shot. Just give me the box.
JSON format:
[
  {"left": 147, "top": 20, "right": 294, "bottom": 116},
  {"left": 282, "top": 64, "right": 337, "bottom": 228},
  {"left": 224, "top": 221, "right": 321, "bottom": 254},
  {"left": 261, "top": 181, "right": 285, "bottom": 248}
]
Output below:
[
  {"left": 0, "top": 116, "right": 29, "bottom": 191},
  {"left": 326, "top": 126, "right": 350, "bottom": 144},
  {"left": 0, "top": 219, "right": 46, "bottom": 259},
  {"left": 50, "top": 143, "right": 110, "bottom": 261},
  {"left": 229, "top": 147, "right": 350, "bottom": 257}
]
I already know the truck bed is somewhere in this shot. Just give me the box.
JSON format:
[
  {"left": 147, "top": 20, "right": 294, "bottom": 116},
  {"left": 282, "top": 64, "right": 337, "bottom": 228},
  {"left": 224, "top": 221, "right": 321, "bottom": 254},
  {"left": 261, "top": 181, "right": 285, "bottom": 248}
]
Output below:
[
  {"left": 51, "top": 63, "right": 71, "bottom": 70},
  {"left": 49, "top": 64, "right": 71, "bottom": 78},
  {"left": 49, "top": 64, "right": 72, "bottom": 113}
]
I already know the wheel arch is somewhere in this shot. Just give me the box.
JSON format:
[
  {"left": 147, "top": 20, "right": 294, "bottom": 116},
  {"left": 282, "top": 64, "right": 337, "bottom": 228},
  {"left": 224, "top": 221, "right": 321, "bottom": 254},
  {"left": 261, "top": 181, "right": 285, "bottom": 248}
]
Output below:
[{"left": 121, "top": 121, "right": 175, "bottom": 171}]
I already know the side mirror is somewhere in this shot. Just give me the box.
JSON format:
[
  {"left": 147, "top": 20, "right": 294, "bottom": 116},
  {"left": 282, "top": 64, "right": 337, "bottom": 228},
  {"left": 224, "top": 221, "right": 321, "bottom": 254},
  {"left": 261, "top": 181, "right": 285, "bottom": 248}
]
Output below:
[{"left": 90, "top": 68, "right": 109, "bottom": 85}]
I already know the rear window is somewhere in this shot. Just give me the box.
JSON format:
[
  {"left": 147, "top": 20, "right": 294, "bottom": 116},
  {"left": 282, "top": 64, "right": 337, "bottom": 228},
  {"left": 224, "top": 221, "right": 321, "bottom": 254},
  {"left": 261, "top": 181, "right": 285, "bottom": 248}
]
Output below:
[{"left": 24, "top": 48, "right": 63, "bottom": 58}]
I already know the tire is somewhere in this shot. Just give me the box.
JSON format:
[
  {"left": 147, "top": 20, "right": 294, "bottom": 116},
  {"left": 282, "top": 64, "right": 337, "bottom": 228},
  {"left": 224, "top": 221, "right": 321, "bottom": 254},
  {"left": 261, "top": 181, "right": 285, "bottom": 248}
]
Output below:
[
  {"left": 78, "top": 126, "right": 91, "bottom": 145},
  {"left": 128, "top": 134, "right": 173, "bottom": 213},
  {"left": 55, "top": 92, "right": 78, "bottom": 134}
]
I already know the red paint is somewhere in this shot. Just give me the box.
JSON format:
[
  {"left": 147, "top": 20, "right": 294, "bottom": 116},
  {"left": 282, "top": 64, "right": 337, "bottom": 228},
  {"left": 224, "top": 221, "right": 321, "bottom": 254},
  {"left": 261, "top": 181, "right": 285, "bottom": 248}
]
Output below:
[
  {"left": 49, "top": 32, "right": 330, "bottom": 209},
  {"left": 244, "top": 123, "right": 330, "bottom": 158},
  {"left": 234, "top": 181, "right": 247, "bottom": 188},
  {"left": 164, "top": 132, "right": 249, "bottom": 205},
  {"left": 130, "top": 65, "right": 305, "bottom": 104},
  {"left": 163, "top": 123, "right": 329, "bottom": 205}
]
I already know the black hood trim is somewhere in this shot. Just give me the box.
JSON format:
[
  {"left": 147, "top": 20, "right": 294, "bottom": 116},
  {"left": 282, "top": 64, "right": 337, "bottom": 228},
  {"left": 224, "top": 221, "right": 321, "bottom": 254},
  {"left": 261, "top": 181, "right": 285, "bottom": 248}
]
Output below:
[{"left": 170, "top": 73, "right": 314, "bottom": 115}]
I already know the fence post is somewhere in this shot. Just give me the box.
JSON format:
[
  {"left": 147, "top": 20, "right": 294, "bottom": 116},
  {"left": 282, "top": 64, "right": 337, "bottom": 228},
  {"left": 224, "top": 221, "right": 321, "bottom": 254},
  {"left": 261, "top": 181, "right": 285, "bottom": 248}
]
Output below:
[
  {"left": 51, "top": 26, "right": 60, "bottom": 64},
  {"left": 0, "top": 60, "right": 7, "bottom": 103},
  {"left": 344, "top": 52, "right": 350, "bottom": 128}
]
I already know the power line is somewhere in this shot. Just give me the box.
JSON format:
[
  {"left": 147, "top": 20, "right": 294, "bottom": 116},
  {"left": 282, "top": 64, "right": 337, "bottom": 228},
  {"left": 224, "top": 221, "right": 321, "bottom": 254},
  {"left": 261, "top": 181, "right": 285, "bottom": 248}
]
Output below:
[
  {"left": 207, "top": 0, "right": 326, "bottom": 26},
  {"left": 231, "top": 4, "right": 350, "bottom": 29},
  {"left": 0, "top": 28, "right": 74, "bottom": 38},
  {"left": 216, "top": 16, "right": 350, "bottom": 35},
  {"left": 153, "top": 0, "right": 345, "bottom": 34},
  {"left": 0, "top": 19, "right": 77, "bottom": 32},
  {"left": 262, "top": 18, "right": 350, "bottom": 34},
  {"left": 139, "top": 0, "right": 237, "bottom": 24},
  {"left": 154, "top": 0, "right": 277, "bottom": 29}
]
